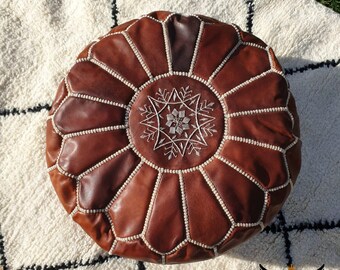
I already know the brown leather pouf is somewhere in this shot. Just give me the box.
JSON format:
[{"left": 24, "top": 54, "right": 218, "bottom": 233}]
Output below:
[{"left": 46, "top": 11, "right": 301, "bottom": 264}]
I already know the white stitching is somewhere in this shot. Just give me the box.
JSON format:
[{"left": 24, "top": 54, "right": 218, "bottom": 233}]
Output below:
[
  {"left": 162, "top": 22, "right": 172, "bottom": 73},
  {"left": 227, "top": 106, "right": 288, "bottom": 118},
  {"left": 267, "top": 136, "right": 299, "bottom": 192},
  {"left": 64, "top": 125, "right": 127, "bottom": 139},
  {"left": 242, "top": 41, "right": 266, "bottom": 50},
  {"left": 199, "top": 167, "right": 235, "bottom": 224},
  {"left": 76, "top": 57, "right": 89, "bottom": 63},
  {"left": 141, "top": 172, "right": 163, "bottom": 235},
  {"left": 164, "top": 12, "right": 176, "bottom": 23},
  {"left": 216, "top": 225, "right": 235, "bottom": 246},
  {"left": 216, "top": 155, "right": 266, "bottom": 192},
  {"left": 141, "top": 236, "right": 188, "bottom": 256},
  {"left": 69, "top": 92, "right": 128, "bottom": 109},
  {"left": 141, "top": 14, "right": 162, "bottom": 23},
  {"left": 89, "top": 58, "right": 138, "bottom": 92},
  {"left": 47, "top": 164, "right": 57, "bottom": 172},
  {"left": 105, "top": 161, "right": 144, "bottom": 211},
  {"left": 51, "top": 115, "right": 64, "bottom": 137},
  {"left": 188, "top": 239, "right": 214, "bottom": 249},
  {"left": 69, "top": 206, "right": 78, "bottom": 218},
  {"left": 108, "top": 240, "right": 118, "bottom": 255},
  {"left": 76, "top": 144, "right": 132, "bottom": 180},
  {"left": 220, "top": 69, "right": 273, "bottom": 98},
  {"left": 230, "top": 24, "right": 241, "bottom": 40},
  {"left": 189, "top": 21, "right": 205, "bottom": 75},
  {"left": 77, "top": 206, "right": 106, "bottom": 214},
  {"left": 208, "top": 40, "right": 242, "bottom": 84},
  {"left": 116, "top": 234, "right": 141, "bottom": 242},
  {"left": 226, "top": 135, "right": 285, "bottom": 153},
  {"left": 56, "top": 163, "right": 77, "bottom": 178},
  {"left": 178, "top": 173, "right": 190, "bottom": 238},
  {"left": 122, "top": 31, "right": 153, "bottom": 79}
]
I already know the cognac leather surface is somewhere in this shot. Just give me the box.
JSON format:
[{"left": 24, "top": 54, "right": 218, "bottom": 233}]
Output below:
[{"left": 46, "top": 11, "right": 301, "bottom": 264}]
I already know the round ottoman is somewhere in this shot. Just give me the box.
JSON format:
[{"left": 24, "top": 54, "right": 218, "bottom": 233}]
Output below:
[{"left": 46, "top": 11, "right": 301, "bottom": 264}]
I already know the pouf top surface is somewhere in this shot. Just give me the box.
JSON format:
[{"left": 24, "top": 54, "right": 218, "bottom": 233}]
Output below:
[{"left": 46, "top": 10, "right": 301, "bottom": 264}]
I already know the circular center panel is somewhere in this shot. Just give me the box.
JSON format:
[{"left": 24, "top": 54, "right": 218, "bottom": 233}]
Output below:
[{"left": 128, "top": 75, "right": 225, "bottom": 171}]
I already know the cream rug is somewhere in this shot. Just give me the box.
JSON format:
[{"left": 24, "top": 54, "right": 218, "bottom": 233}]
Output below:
[{"left": 0, "top": 0, "right": 339, "bottom": 269}]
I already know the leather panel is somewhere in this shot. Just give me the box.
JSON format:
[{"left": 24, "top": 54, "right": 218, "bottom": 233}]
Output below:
[
  {"left": 145, "top": 173, "right": 185, "bottom": 253},
  {"left": 78, "top": 150, "right": 140, "bottom": 209},
  {"left": 109, "top": 164, "right": 158, "bottom": 237}
]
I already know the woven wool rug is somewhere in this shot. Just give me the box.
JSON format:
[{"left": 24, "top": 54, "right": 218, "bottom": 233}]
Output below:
[{"left": 0, "top": 1, "right": 339, "bottom": 269}]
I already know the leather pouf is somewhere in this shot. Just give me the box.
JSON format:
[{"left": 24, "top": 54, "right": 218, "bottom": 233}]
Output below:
[{"left": 46, "top": 11, "right": 301, "bottom": 264}]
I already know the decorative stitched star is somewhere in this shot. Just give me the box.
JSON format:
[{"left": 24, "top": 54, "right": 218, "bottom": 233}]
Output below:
[{"left": 139, "top": 86, "right": 217, "bottom": 159}]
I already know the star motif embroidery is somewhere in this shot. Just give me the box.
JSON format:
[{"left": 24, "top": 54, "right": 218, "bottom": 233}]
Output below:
[{"left": 139, "top": 86, "right": 217, "bottom": 160}]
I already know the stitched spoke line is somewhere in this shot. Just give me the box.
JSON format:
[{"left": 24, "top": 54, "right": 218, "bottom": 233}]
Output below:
[
  {"left": 189, "top": 21, "right": 205, "bottom": 75},
  {"left": 74, "top": 149, "right": 142, "bottom": 216},
  {"left": 115, "top": 169, "right": 240, "bottom": 256},
  {"left": 108, "top": 240, "right": 118, "bottom": 256},
  {"left": 227, "top": 106, "right": 288, "bottom": 118},
  {"left": 178, "top": 173, "right": 190, "bottom": 239},
  {"left": 105, "top": 161, "right": 144, "bottom": 211},
  {"left": 64, "top": 125, "right": 127, "bottom": 139},
  {"left": 208, "top": 40, "right": 242, "bottom": 83},
  {"left": 89, "top": 58, "right": 138, "bottom": 92},
  {"left": 56, "top": 163, "right": 77, "bottom": 179},
  {"left": 141, "top": 172, "right": 163, "bottom": 235},
  {"left": 69, "top": 92, "right": 128, "bottom": 109},
  {"left": 122, "top": 31, "right": 153, "bottom": 79},
  {"left": 47, "top": 164, "right": 57, "bottom": 172},
  {"left": 105, "top": 212, "right": 118, "bottom": 252},
  {"left": 216, "top": 155, "right": 266, "bottom": 192},
  {"left": 220, "top": 69, "right": 273, "bottom": 98},
  {"left": 75, "top": 144, "right": 132, "bottom": 180},
  {"left": 199, "top": 167, "right": 235, "bottom": 224},
  {"left": 216, "top": 44, "right": 285, "bottom": 99},
  {"left": 162, "top": 22, "right": 173, "bottom": 73},
  {"left": 226, "top": 136, "right": 285, "bottom": 152}
]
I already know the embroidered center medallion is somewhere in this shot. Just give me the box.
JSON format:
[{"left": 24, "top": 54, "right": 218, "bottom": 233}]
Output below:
[
  {"left": 128, "top": 75, "right": 225, "bottom": 171},
  {"left": 139, "top": 86, "right": 217, "bottom": 160}
]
